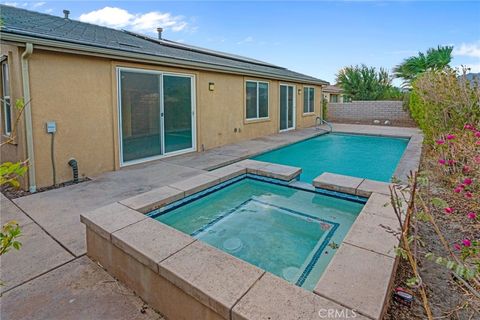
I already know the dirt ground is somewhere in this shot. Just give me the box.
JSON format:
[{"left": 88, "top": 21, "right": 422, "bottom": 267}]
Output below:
[{"left": 385, "top": 157, "right": 480, "bottom": 319}]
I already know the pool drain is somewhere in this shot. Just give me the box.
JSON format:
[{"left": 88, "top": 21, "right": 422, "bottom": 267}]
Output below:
[
  {"left": 223, "top": 237, "right": 243, "bottom": 252},
  {"left": 282, "top": 267, "right": 300, "bottom": 282}
]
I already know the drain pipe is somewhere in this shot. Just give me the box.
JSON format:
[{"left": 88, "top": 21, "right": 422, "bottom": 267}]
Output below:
[
  {"left": 21, "top": 43, "right": 36, "bottom": 192},
  {"left": 68, "top": 158, "right": 79, "bottom": 183}
]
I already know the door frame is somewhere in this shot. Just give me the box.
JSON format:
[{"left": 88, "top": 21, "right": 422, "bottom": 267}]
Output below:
[
  {"left": 117, "top": 67, "right": 197, "bottom": 167},
  {"left": 279, "top": 83, "right": 296, "bottom": 132}
]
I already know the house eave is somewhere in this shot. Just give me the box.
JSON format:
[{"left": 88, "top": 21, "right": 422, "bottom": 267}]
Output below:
[{"left": 0, "top": 32, "right": 329, "bottom": 86}]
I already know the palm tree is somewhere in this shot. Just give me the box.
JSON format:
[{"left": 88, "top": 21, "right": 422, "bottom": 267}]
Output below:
[{"left": 394, "top": 46, "right": 453, "bottom": 88}]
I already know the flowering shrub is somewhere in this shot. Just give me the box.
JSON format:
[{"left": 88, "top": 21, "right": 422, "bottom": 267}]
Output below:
[{"left": 431, "top": 124, "right": 480, "bottom": 275}]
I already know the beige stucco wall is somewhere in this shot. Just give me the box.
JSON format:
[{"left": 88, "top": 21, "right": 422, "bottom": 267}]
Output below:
[
  {"left": 18, "top": 48, "right": 323, "bottom": 188},
  {"left": 0, "top": 44, "right": 28, "bottom": 188}
]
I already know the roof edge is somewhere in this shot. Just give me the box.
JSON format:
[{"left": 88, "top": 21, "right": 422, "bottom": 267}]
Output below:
[{"left": 0, "top": 31, "right": 329, "bottom": 86}]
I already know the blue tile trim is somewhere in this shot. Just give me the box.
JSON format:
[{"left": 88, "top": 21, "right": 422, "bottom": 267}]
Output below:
[
  {"left": 190, "top": 197, "right": 339, "bottom": 287},
  {"left": 251, "top": 199, "right": 339, "bottom": 286},
  {"left": 147, "top": 174, "right": 246, "bottom": 219},
  {"left": 147, "top": 174, "right": 366, "bottom": 220},
  {"left": 190, "top": 198, "right": 252, "bottom": 237}
]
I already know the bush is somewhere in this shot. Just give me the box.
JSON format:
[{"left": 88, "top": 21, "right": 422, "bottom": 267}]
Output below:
[{"left": 408, "top": 68, "right": 480, "bottom": 141}]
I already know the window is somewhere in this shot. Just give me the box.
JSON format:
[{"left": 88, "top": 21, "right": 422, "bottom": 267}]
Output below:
[
  {"left": 330, "top": 94, "right": 338, "bottom": 103},
  {"left": 1, "top": 60, "right": 11, "bottom": 135},
  {"left": 246, "top": 81, "right": 268, "bottom": 120},
  {"left": 303, "top": 87, "right": 315, "bottom": 113}
]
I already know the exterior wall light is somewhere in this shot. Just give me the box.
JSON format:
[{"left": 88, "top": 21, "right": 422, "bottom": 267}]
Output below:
[
  {"left": 298, "top": 88, "right": 302, "bottom": 95},
  {"left": 209, "top": 82, "right": 215, "bottom": 91}
]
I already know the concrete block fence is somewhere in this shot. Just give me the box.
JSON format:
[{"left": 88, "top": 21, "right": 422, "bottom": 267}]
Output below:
[{"left": 327, "top": 101, "right": 414, "bottom": 125}]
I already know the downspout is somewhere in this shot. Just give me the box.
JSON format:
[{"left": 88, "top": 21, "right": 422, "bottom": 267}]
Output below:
[{"left": 21, "top": 43, "right": 36, "bottom": 192}]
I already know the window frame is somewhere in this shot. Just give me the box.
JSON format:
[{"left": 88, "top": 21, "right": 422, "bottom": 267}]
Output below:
[
  {"left": 1, "top": 60, "right": 11, "bottom": 136},
  {"left": 245, "top": 80, "right": 269, "bottom": 121},
  {"left": 303, "top": 86, "right": 315, "bottom": 114}
]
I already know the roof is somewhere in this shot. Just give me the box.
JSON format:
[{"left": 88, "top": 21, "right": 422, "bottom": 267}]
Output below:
[
  {"left": 0, "top": 5, "right": 328, "bottom": 85},
  {"left": 322, "top": 85, "right": 343, "bottom": 93}
]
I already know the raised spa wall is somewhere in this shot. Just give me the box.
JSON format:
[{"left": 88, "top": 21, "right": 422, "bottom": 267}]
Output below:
[{"left": 80, "top": 156, "right": 420, "bottom": 320}]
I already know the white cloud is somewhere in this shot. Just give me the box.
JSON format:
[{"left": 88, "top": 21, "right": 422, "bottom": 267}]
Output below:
[
  {"left": 32, "top": 1, "right": 45, "bottom": 8},
  {"left": 237, "top": 36, "right": 254, "bottom": 45},
  {"left": 453, "top": 41, "right": 480, "bottom": 58},
  {"left": 79, "top": 7, "right": 189, "bottom": 34}
]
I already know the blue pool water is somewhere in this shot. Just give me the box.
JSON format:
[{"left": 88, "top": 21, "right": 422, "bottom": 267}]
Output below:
[
  {"left": 253, "top": 133, "right": 409, "bottom": 182},
  {"left": 152, "top": 177, "right": 363, "bottom": 291}
]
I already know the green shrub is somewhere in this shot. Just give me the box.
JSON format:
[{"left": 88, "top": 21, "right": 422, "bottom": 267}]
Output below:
[{"left": 408, "top": 68, "right": 480, "bottom": 140}]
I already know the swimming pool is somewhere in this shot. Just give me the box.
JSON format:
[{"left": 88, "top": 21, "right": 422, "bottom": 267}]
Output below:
[
  {"left": 150, "top": 176, "right": 364, "bottom": 291},
  {"left": 253, "top": 133, "right": 408, "bottom": 182}
]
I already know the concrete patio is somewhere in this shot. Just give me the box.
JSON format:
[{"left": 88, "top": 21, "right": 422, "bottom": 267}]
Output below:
[{"left": 0, "top": 123, "right": 421, "bottom": 319}]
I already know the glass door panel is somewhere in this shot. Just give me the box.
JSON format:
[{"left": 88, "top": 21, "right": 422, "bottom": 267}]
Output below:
[
  {"left": 120, "top": 71, "right": 161, "bottom": 162},
  {"left": 280, "top": 85, "right": 287, "bottom": 130},
  {"left": 280, "top": 84, "right": 295, "bottom": 131},
  {"left": 287, "top": 86, "right": 294, "bottom": 129},
  {"left": 163, "top": 75, "right": 193, "bottom": 154}
]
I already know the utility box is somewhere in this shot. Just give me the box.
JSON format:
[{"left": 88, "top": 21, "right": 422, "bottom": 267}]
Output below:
[{"left": 46, "top": 121, "right": 56, "bottom": 133}]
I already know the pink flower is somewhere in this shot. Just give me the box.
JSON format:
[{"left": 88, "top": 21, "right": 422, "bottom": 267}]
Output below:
[
  {"left": 444, "top": 207, "right": 454, "bottom": 214},
  {"left": 465, "top": 191, "right": 473, "bottom": 199},
  {"left": 475, "top": 131, "right": 480, "bottom": 138},
  {"left": 462, "top": 239, "right": 471, "bottom": 247},
  {"left": 448, "top": 159, "right": 455, "bottom": 165},
  {"left": 436, "top": 139, "right": 445, "bottom": 145},
  {"left": 446, "top": 134, "right": 456, "bottom": 140},
  {"left": 453, "top": 243, "right": 462, "bottom": 250},
  {"left": 467, "top": 212, "right": 477, "bottom": 220},
  {"left": 476, "top": 141, "right": 480, "bottom": 146},
  {"left": 476, "top": 156, "right": 480, "bottom": 164},
  {"left": 463, "top": 165, "right": 471, "bottom": 173},
  {"left": 464, "top": 124, "right": 474, "bottom": 130},
  {"left": 454, "top": 187, "right": 462, "bottom": 193},
  {"left": 438, "top": 159, "right": 446, "bottom": 165},
  {"left": 464, "top": 178, "right": 473, "bottom": 185}
]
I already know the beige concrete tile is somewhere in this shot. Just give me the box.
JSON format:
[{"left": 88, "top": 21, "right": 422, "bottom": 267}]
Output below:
[
  {"left": 363, "top": 193, "right": 405, "bottom": 221},
  {"left": 313, "top": 172, "right": 364, "bottom": 195},
  {"left": 233, "top": 159, "right": 270, "bottom": 174},
  {"left": 119, "top": 186, "right": 184, "bottom": 213},
  {"left": 256, "top": 163, "right": 302, "bottom": 181},
  {"left": 314, "top": 243, "right": 396, "bottom": 319},
  {"left": 232, "top": 273, "right": 368, "bottom": 320},
  {"left": 0, "top": 222, "right": 74, "bottom": 293},
  {"left": 80, "top": 202, "right": 147, "bottom": 240},
  {"left": 112, "top": 219, "right": 195, "bottom": 272},
  {"left": 104, "top": 237, "right": 224, "bottom": 320},
  {"left": 159, "top": 241, "right": 264, "bottom": 319},
  {"left": 1, "top": 256, "right": 163, "bottom": 320},
  {"left": 343, "top": 211, "right": 401, "bottom": 257},
  {"left": 1, "top": 194, "right": 33, "bottom": 227},
  {"left": 168, "top": 173, "right": 220, "bottom": 196},
  {"left": 356, "top": 179, "right": 393, "bottom": 197},
  {"left": 207, "top": 165, "right": 246, "bottom": 182}
]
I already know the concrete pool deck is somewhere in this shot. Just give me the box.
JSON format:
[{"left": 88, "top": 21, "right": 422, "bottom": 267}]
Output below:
[{"left": 1, "top": 123, "right": 421, "bottom": 319}]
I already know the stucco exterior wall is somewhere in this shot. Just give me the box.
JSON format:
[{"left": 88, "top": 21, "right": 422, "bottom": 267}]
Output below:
[
  {"left": 0, "top": 44, "right": 28, "bottom": 187},
  {"left": 19, "top": 49, "right": 323, "bottom": 188}
]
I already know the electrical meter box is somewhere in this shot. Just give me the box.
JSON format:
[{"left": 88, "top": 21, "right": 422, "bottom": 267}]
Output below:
[{"left": 46, "top": 121, "right": 56, "bottom": 133}]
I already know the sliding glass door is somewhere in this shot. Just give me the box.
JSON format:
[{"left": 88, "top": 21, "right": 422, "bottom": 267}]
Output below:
[
  {"left": 118, "top": 69, "right": 195, "bottom": 164},
  {"left": 279, "top": 84, "right": 295, "bottom": 131}
]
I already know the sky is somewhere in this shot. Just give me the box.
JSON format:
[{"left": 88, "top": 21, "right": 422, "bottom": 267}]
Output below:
[{"left": 2, "top": 1, "right": 479, "bottom": 85}]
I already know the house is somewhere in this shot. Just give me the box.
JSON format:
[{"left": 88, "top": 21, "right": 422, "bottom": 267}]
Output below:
[
  {"left": 322, "top": 85, "right": 348, "bottom": 103},
  {"left": 0, "top": 5, "right": 328, "bottom": 192}
]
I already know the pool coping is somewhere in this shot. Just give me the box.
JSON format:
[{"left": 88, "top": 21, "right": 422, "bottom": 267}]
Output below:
[{"left": 80, "top": 127, "right": 422, "bottom": 320}]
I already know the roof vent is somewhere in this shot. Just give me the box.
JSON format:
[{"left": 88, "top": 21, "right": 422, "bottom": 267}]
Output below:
[
  {"left": 157, "top": 27, "right": 163, "bottom": 40},
  {"left": 63, "top": 10, "right": 70, "bottom": 19}
]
